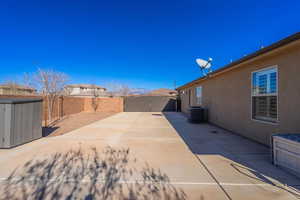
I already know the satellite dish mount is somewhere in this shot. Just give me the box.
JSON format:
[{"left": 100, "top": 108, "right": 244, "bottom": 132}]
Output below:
[{"left": 196, "top": 57, "right": 213, "bottom": 76}]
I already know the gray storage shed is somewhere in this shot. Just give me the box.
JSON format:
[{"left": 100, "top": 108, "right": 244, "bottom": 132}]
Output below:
[{"left": 0, "top": 98, "right": 43, "bottom": 148}]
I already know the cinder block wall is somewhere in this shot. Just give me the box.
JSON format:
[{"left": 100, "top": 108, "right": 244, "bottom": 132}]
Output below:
[
  {"left": 0, "top": 95, "right": 124, "bottom": 124},
  {"left": 84, "top": 97, "right": 124, "bottom": 113},
  {"left": 61, "top": 97, "right": 85, "bottom": 116}
]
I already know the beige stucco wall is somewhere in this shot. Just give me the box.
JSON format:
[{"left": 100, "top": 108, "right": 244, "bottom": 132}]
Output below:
[
  {"left": 179, "top": 40, "right": 300, "bottom": 146},
  {"left": 84, "top": 97, "right": 123, "bottom": 113}
]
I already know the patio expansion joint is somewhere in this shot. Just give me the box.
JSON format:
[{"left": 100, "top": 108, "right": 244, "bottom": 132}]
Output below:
[
  {"left": 1, "top": 177, "right": 298, "bottom": 187},
  {"left": 50, "top": 136, "right": 181, "bottom": 142}
]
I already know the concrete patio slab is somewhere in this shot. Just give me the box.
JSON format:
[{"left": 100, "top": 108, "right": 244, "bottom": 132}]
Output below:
[
  {"left": 0, "top": 112, "right": 299, "bottom": 199},
  {"left": 164, "top": 112, "right": 300, "bottom": 199},
  {"left": 0, "top": 112, "right": 227, "bottom": 199}
]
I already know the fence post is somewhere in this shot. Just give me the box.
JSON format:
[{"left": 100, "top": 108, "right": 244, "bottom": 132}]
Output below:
[
  {"left": 60, "top": 96, "right": 64, "bottom": 118},
  {"left": 44, "top": 97, "right": 48, "bottom": 127}
]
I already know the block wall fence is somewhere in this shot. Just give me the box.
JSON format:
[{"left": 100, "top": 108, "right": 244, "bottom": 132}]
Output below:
[{"left": 0, "top": 95, "right": 124, "bottom": 125}]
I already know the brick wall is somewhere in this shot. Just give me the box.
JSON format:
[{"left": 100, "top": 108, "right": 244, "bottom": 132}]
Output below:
[
  {"left": 61, "top": 97, "right": 85, "bottom": 116},
  {"left": 83, "top": 97, "right": 124, "bottom": 113}
]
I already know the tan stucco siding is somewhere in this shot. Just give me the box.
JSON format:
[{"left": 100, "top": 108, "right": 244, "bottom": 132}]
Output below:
[{"left": 180, "top": 41, "right": 300, "bottom": 146}]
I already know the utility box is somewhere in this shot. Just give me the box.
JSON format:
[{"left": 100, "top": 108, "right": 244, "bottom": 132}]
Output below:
[
  {"left": 0, "top": 98, "right": 43, "bottom": 148},
  {"left": 273, "top": 134, "right": 300, "bottom": 178}
]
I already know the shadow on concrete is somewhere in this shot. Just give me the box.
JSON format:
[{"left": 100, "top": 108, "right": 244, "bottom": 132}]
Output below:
[
  {"left": 0, "top": 146, "right": 187, "bottom": 200},
  {"left": 42, "top": 126, "right": 59, "bottom": 137},
  {"left": 163, "top": 112, "right": 300, "bottom": 199},
  {"left": 162, "top": 98, "right": 177, "bottom": 112}
]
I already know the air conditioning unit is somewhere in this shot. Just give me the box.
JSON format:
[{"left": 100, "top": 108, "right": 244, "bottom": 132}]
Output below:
[{"left": 188, "top": 106, "right": 208, "bottom": 123}]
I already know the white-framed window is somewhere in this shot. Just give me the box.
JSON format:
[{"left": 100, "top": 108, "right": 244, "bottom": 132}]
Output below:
[
  {"left": 195, "top": 86, "right": 202, "bottom": 105},
  {"left": 252, "top": 66, "right": 278, "bottom": 123}
]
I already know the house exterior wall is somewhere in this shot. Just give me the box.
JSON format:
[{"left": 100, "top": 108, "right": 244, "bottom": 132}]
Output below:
[
  {"left": 70, "top": 87, "right": 81, "bottom": 95},
  {"left": 67, "top": 87, "right": 106, "bottom": 96},
  {"left": 179, "top": 41, "right": 300, "bottom": 146}
]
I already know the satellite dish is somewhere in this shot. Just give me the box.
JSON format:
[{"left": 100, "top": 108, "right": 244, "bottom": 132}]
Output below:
[{"left": 196, "top": 57, "right": 213, "bottom": 76}]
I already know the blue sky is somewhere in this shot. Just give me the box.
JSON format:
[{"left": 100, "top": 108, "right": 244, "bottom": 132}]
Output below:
[{"left": 0, "top": 0, "right": 299, "bottom": 90}]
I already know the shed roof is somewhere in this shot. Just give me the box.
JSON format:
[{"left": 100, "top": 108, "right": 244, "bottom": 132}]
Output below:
[{"left": 0, "top": 98, "right": 43, "bottom": 104}]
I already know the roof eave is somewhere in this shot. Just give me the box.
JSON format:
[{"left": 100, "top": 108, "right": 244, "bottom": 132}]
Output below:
[{"left": 176, "top": 32, "right": 300, "bottom": 90}]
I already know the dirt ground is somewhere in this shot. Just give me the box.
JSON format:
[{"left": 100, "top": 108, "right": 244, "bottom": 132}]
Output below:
[{"left": 43, "top": 112, "right": 117, "bottom": 137}]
